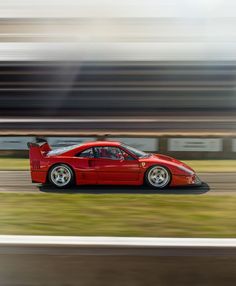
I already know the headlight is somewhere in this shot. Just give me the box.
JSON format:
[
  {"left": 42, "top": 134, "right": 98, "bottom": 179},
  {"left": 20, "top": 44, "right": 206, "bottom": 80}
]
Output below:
[{"left": 177, "top": 165, "right": 194, "bottom": 175}]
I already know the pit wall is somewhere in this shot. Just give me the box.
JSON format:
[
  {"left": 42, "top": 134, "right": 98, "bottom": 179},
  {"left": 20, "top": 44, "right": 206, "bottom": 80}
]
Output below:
[{"left": 0, "top": 135, "right": 235, "bottom": 159}]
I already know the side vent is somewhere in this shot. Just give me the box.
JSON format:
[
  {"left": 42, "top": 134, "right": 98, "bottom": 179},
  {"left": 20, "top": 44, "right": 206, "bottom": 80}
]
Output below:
[{"left": 32, "top": 160, "right": 40, "bottom": 170}]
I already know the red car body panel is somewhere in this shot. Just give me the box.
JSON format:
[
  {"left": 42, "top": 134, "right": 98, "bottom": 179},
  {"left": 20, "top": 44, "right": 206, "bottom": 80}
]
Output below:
[{"left": 28, "top": 140, "right": 200, "bottom": 187}]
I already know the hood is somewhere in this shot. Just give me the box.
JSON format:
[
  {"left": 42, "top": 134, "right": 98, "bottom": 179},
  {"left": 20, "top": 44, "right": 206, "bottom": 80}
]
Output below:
[{"left": 144, "top": 153, "right": 194, "bottom": 172}]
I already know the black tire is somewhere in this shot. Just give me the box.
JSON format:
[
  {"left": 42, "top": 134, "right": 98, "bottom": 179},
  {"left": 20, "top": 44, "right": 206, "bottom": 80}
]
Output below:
[
  {"left": 145, "top": 165, "right": 171, "bottom": 189},
  {"left": 49, "top": 164, "right": 74, "bottom": 188}
]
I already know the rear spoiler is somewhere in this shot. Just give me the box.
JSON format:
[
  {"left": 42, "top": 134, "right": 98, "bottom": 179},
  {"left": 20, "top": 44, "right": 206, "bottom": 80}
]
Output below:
[
  {"left": 27, "top": 137, "right": 49, "bottom": 149},
  {"left": 28, "top": 137, "right": 51, "bottom": 158},
  {"left": 28, "top": 138, "right": 52, "bottom": 169}
]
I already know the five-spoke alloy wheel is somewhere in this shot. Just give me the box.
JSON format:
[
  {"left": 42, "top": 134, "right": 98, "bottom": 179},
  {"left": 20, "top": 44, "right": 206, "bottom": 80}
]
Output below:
[
  {"left": 49, "top": 164, "right": 74, "bottom": 188},
  {"left": 145, "top": 165, "right": 171, "bottom": 189}
]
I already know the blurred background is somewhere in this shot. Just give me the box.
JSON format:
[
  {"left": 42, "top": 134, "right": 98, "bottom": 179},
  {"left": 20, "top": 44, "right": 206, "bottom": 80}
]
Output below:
[
  {"left": 1, "top": 2, "right": 236, "bottom": 285},
  {"left": 0, "top": 0, "right": 236, "bottom": 159}
]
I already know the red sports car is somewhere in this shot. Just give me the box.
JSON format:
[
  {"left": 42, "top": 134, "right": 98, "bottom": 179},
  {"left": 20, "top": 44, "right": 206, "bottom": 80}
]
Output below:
[{"left": 28, "top": 139, "right": 201, "bottom": 189}]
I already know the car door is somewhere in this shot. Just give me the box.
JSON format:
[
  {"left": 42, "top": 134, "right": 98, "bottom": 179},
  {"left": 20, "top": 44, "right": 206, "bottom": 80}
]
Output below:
[
  {"left": 73, "top": 147, "right": 97, "bottom": 184},
  {"left": 92, "top": 146, "right": 140, "bottom": 184}
]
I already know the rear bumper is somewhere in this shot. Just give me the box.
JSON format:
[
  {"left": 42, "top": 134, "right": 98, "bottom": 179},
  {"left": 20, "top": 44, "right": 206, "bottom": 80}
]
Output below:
[
  {"left": 31, "top": 170, "right": 47, "bottom": 184},
  {"left": 171, "top": 174, "right": 202, "bottom": 187}
]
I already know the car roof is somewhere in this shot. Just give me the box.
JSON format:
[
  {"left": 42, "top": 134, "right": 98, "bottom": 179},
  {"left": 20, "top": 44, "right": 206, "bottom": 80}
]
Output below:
[
  {"left": 81, "top": 141, "right": 122, "bottom": 148},
  {"left": 49, "top": 141, "right": 124, "bottom": 157}
]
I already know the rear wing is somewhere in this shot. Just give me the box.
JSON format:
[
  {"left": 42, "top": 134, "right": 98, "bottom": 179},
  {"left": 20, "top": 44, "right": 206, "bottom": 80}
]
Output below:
[
  {"left": 27, "top": 137, "right": 48, "bottom": 148},
  {"left": 28, "top": 138, "right": 51, "bottom": 160}
]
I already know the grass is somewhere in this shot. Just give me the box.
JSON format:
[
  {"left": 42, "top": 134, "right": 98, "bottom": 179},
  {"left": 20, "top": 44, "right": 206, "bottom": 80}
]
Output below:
[
  {"left": 0, "top": 193, "right": 236, "bottom": 237},
  {"left": 184, "top": 160, "right": 236, "bottom": 173},
  {"left": 0, "top": 158, "right": 29, "bottom": 170},
  {"left": 0, "top": 158, "right": 236, "bottom": 172}
]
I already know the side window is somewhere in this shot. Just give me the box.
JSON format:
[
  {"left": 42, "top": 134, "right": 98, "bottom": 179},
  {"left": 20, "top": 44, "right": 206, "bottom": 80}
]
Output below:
[
  {"left": 119, "top": 148, "right": 135, "bottom": 160},
  {"left": 76, "top": 148, "right": 94, "bottom": 158},
  {"left": 94, "top": 147, "right": 134, "bottom": 160},
  {"left": 94, "top": 147, "right": 120, "bottom": 160}
]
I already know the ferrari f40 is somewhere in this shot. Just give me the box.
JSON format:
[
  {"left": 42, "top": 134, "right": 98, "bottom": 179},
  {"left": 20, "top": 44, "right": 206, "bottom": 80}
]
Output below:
[{"left": 28, "top": 139, "right": 201, "bottom": 189}]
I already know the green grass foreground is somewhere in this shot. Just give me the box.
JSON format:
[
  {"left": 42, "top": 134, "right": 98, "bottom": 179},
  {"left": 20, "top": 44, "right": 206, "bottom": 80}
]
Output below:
[
  {"left": 0, "top": 158, "right": 236, "bottom": 172},
  {"left": 0, "top": 158, "right": 29, "bottom": 170},
  {"left": 0, "top": 193, "right": 235, "bottom": 237}
]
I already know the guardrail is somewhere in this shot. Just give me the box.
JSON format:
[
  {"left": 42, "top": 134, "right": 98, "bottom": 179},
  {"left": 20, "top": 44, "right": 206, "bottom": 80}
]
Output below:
[{"left": 0, "top": 236, "right": 235, "bottom": 286}]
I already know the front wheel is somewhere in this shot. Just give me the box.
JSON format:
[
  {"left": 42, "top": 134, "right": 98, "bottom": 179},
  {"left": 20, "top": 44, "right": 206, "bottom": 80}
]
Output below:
[
  {"left": 49, "top": 164, "right": 74, "bottom": 188},
  {"left": 145, "top": 165, "right": 171, "bottom": 189}
]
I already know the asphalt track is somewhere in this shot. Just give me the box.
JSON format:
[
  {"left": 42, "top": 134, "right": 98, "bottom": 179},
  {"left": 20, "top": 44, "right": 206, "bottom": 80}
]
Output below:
[
  {"left": 1, "top": 241, "right": 236, "bottom": 286},
  {"left": 0, "top": 236, "right": 235, "bottom": 286},
  {"left": 0, "top": 171, "right": 235, "bottom": 195}
]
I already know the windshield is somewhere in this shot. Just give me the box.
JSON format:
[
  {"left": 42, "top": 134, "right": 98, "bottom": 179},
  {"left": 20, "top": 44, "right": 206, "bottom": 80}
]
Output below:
[
  {"left": 122, "top": 144, "right": 149, "bottom": 158},
  {"left": 47, "top": 144, "right": 82, "bottom": 156}
]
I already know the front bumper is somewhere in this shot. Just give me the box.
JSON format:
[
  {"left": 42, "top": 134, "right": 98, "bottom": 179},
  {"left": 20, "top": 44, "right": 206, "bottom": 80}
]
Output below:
[
  {"left": 194, "top": 175, "right": 202, "bottom": 186},
  {"left": 170, "top": 174, "right": 202, "bottom": 187}
]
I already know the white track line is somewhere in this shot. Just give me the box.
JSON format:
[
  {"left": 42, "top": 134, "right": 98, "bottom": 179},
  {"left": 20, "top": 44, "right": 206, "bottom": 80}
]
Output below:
[{"left": 0, "top": 236, "right": 235, "bottom": 247}]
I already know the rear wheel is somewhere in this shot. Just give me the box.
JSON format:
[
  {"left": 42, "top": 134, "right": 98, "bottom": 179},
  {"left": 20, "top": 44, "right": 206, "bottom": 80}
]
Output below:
[
  {"left": 145, "top": 165, "right": 171, "bottom": 189},
  {"left": 49, "top": 164, "right": 74, "bottom": 188}
]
